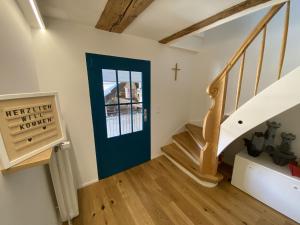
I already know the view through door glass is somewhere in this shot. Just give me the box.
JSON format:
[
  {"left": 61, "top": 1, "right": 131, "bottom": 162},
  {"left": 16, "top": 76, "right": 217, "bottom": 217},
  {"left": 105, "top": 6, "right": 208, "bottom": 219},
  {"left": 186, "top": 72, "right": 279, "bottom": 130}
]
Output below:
[{"left": 102, "top": 69, "right": 143, "bottom": 138}]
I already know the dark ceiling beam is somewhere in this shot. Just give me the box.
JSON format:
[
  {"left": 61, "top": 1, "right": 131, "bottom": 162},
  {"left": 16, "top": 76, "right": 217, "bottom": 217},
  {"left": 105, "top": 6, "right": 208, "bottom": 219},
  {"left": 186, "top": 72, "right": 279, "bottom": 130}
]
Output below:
[
  {"left": 159, "top": 0, "right": 274, "bottom": 44},
  {"left": 95, "top": 0, "right": 154, "bottom": 33}
]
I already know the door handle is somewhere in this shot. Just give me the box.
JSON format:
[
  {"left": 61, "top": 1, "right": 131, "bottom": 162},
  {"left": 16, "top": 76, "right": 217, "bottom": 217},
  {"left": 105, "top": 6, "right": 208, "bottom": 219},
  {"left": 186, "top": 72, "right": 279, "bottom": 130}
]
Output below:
[{"left": 144, "top": 108, "right": 148, "bottom": 122}]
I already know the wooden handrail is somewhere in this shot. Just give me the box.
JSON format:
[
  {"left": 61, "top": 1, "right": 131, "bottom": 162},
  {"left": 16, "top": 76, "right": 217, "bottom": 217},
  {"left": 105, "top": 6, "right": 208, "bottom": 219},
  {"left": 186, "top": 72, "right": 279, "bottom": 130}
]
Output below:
[
  {"left": 200, "top": 2, "right": 288, "bottom": 179},
  {"left": 207, "top": 3, "right": 285, "bottom": 93}
]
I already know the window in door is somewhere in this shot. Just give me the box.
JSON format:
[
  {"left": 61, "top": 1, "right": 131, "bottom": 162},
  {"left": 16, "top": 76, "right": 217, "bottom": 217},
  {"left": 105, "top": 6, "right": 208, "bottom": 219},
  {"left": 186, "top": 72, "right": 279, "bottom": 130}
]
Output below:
[{"left": 102, "top": 69, "right": 143, "bottom": 138}]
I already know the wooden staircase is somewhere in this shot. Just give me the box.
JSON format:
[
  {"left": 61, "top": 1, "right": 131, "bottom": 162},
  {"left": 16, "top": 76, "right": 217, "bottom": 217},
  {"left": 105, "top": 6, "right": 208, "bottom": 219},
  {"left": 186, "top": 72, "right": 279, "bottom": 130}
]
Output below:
[
  {"left": 161, "top": 1, "right": 291, "bottom": 187},
  {"left": 162, "top": 124, "right": 223, "bottom": 187}
]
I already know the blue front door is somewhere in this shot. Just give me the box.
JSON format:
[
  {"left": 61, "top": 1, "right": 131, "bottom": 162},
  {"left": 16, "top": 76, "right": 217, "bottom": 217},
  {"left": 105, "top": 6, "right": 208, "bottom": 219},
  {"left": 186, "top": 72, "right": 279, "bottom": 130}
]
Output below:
[{"left": 86, "top": 53, "right": 151, "bottom": 179}]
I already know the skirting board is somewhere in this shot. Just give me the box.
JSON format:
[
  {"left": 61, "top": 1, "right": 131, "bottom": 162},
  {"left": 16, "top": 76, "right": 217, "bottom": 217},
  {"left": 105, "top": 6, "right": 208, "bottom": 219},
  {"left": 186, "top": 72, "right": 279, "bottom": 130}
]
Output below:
[{"left": 79, "top": 178, "right": 99, "bottom": 189}]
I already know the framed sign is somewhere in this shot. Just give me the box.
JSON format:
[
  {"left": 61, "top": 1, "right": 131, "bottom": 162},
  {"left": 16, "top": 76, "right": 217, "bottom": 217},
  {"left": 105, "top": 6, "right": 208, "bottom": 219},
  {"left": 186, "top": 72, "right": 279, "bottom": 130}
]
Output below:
[{"left": 0, "top": 92, "right": 66, "bottom": 169}]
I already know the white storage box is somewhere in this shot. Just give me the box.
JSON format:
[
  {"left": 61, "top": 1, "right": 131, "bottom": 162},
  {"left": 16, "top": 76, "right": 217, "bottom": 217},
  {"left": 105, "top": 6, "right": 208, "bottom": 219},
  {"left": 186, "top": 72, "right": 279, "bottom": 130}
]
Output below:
[{"left": 232, "top": 150, "right": 300, "bottom": 223}]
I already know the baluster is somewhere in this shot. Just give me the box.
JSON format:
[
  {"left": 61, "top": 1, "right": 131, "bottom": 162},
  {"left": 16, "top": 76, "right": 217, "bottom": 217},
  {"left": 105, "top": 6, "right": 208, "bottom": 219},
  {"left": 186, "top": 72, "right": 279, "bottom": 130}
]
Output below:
[
  {"left": 254, "top": 26, "right": 267, "bottom": 95},
  {"left": 235, "top": 51, "right": 246, "bottom": 110},
  {"left": 277, "top": 1, "right": 290, "bottom": 80}
]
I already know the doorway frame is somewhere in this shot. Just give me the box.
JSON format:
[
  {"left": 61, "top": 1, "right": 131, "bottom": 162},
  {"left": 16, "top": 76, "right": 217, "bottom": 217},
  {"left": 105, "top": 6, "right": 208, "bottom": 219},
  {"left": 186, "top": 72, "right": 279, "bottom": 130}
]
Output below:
[{"left": 85, "top": 53, "right": 151, "bottom": 179}]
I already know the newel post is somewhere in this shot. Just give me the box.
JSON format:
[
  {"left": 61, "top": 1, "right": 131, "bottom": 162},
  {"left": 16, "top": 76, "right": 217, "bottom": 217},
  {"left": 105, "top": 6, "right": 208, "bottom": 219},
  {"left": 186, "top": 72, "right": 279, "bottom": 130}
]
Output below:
[{"left": 200, "top": 73, "right": 228, "bottom": 176}]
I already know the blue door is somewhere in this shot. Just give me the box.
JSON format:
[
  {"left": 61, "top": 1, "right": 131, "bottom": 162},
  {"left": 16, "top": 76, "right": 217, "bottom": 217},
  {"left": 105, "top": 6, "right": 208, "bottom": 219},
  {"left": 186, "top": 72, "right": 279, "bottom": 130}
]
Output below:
[{"left": 86, "top": 53, "right": 151, "bottom": 179}]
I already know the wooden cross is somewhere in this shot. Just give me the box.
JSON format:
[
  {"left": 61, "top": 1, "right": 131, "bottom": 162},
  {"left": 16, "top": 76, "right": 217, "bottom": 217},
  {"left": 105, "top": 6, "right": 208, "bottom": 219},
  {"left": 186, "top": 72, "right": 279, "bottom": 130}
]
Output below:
[{"left": 172, "top": 63, "right": 181, "bottom": 81}]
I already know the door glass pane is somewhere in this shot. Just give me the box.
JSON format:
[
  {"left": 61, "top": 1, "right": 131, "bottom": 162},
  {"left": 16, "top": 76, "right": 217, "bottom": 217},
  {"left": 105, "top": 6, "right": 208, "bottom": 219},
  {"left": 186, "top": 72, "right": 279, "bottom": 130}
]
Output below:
[
  {"left": 131, "top": 72, "right": 142, "bottom": 103},
  {"left": 118, "top": 70, "right": 131, "bottom": 104},
  {"left": 102, "top": 70, "right": 143, "bottom": 138},
  {"left": 120, "top": 104, "right": 132, "bottom": 135},
  {"left": 132, "top": 103, "right": 143, "bottom": 132},
  {"left": 102, "top": 69, "right": 118, "bottom": 105},
  {"left": 105, "top": 105, "right": 120, "bottom": 138}
]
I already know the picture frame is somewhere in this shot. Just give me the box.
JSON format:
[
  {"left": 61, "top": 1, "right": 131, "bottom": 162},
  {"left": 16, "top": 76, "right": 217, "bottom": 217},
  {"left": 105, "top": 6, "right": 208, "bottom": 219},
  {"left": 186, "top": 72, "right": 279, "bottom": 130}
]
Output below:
[{"left": 0, "top": 92, "right": 66, "bottom": 169}]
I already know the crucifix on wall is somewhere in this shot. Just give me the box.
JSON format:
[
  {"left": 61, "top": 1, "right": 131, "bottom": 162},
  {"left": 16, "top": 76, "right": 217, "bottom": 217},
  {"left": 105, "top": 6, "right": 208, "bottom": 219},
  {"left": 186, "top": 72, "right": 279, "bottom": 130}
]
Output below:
[{"left": 172, "top": 63, "right": 181, "bottom": 81}]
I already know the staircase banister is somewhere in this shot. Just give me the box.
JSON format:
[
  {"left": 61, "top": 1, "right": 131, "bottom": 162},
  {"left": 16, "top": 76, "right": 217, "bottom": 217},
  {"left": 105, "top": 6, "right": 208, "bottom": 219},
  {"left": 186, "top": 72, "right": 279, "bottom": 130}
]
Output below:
[
  {"left": 207, "top": 2, "right": 286, "bottom": 95},
  {"left": 201, "top": 2, "right": 288, "bottom": 178}
]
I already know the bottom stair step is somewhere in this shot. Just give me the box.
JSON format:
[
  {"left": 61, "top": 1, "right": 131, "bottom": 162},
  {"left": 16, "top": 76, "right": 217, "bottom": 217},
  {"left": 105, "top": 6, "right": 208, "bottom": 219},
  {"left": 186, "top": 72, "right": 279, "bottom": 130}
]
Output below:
[
  {"left": 172, "top": 131, "right": 200, "bottom": 162},
  {"left": 161, "top": 144, "right": 223, "bottom": 186}
]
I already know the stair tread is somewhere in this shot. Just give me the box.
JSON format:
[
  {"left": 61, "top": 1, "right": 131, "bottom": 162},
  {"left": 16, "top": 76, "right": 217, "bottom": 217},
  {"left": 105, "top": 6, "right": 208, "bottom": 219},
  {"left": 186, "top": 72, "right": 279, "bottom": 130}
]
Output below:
[
  {"left": 185, "top": 124, "right": 205, "bottom": 147},
  {"left": 161, "top": 144, "right": 223, "bottom": 183},
  {"left": 173, "top": 131, "right": 200, "bottom": 160}
]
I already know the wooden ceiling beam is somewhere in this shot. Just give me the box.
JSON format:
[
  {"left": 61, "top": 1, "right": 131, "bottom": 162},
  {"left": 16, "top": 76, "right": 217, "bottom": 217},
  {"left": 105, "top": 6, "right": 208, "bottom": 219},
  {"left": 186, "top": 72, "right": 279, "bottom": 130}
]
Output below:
[
  {"left": 159, "top": 0, "right": 274, "bottom": 44},
  {"left": 95, "top": 0, "right": 154, "bottom": 33}
]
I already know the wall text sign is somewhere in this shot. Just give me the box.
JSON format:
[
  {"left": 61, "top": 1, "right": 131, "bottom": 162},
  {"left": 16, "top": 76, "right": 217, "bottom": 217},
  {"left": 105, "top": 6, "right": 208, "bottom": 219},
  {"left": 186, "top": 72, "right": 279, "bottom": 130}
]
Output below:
[{"left": 0, "top": 93, "right": 65, "bottom": 169}]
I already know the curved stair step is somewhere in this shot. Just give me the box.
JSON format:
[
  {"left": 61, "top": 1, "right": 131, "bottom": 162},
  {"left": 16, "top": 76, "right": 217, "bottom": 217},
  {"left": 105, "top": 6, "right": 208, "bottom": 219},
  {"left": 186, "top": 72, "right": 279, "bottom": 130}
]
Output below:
[
  {"left": 185, "top": 123, "right": 205, "bottom": 148},
  {"left": 172, "top": 131, "right": 200, "bottom": 163},
  {"left": 161, "top": 143, "right": 223, "bottom": 187}
]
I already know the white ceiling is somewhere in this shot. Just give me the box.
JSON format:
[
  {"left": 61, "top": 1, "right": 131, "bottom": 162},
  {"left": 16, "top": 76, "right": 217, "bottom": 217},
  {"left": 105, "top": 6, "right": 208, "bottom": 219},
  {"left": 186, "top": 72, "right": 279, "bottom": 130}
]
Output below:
[
  {"left": 37, "top": 0, "right": 245, "bottom": 41},
  {"left": 38, "top": 0, "right": 107, "bottom": 27}
]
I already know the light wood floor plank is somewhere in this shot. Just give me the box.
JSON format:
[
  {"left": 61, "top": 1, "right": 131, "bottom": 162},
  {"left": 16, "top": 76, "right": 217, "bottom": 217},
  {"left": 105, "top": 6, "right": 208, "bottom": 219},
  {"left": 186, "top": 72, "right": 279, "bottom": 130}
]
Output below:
[
  {"left": 149, "top": 158, "right": 241, "bottom": 225},
  {"left": 125, "top": 167, "right": 176, "bottom": 225},
  {"left": 159, "top": 156, "right": 272, "bottom": 225},
  {"left": 69, "top": 156, "right": 299, "bottom": 225},
  {"left": 114, "top": 172, "right": 156, "bottom": 225},
  {"left": 103, "top": 177, "right": 137, "bottom": 225}
]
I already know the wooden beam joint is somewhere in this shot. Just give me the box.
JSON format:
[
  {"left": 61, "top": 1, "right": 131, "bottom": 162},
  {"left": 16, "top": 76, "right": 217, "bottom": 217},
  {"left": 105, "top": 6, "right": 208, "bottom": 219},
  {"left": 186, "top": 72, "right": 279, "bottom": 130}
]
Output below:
[
  {"left": 96, "top": 0, "right": 154, "bottom": 33},
  {"left": 159, "top": 0, "right": 274, "bottom": 44}
]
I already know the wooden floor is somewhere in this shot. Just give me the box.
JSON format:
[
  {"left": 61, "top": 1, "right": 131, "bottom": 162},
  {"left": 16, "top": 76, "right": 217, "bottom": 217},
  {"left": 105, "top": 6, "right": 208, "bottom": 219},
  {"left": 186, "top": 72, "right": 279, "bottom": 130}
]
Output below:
[{"left": 70, "top": 156, "right": 299, "bottom": 225}]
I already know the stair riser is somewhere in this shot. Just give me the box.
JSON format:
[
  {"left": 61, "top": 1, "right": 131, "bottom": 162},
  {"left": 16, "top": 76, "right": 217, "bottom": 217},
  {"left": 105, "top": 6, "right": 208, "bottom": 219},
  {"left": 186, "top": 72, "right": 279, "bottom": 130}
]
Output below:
[
  {"left": 172, "top": 140, "right": 200, "bottom": 165},
  {"left": 186, "top": 130, "right": 204, "bottom": 149}
]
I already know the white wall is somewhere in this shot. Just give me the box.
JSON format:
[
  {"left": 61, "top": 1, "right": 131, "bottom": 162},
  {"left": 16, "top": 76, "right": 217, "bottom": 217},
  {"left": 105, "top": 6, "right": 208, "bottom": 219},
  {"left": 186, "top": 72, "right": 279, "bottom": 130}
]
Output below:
[
  {"left": 0, "top": 1, "right": 59, "bottom": 225},
  {"left": 187, "top": 0, "right": 300, "bottom": 164},
  {"left": 32, "top": 19, "right": 200, "bottom": 187},
  {"left": 268, "top": 105, "right": 300, "bottom": 158},
  {"left": 190, "top": 0, "right": 300, "bottom": 119},
  {"left": 0, "top": 1, "right": 39, "bottom": 93}
]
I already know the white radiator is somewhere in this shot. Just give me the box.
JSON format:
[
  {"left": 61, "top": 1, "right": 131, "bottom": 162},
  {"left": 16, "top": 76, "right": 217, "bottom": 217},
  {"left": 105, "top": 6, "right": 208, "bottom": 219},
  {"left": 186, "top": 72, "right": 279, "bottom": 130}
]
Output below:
[{"left": 49, "top": 142, "right": 79, "bottom": 223}]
